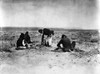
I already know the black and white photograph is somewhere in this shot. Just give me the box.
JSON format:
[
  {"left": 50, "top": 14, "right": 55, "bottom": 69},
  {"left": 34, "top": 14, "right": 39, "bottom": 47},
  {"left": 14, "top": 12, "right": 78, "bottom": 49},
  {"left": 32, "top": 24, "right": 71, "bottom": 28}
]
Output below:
[{"left": 0, "top": 0, "right": 100, "bottom": 74}]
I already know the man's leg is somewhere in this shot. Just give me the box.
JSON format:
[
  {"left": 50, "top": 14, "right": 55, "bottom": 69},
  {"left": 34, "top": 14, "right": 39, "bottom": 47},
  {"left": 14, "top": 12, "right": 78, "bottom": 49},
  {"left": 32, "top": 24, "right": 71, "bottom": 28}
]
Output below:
[
  {"left": 62, "top": 48, "right": 71, "bottom": 52},
  {"left": 41, "top": 34, "right": 44, "bottom": 45},
  {"left": 62, "top": 48, "right": 67, "bottom": 52},
  {"left": 54, "top": 47, "right": 60, "bottom": 51}
]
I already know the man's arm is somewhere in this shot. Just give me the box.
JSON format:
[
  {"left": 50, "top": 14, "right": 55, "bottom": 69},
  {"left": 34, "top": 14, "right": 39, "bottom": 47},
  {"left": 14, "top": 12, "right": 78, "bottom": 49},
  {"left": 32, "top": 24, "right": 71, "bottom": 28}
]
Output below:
[{"left": 57, "top": 40, "right": 62, "bottom": 48}]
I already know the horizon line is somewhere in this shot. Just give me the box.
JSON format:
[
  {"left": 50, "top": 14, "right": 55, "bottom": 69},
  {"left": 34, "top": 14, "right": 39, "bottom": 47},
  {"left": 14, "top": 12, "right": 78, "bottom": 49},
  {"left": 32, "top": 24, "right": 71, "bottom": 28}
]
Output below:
[{"left": 0, "top": 26, "right": 99, "bottom": 30}]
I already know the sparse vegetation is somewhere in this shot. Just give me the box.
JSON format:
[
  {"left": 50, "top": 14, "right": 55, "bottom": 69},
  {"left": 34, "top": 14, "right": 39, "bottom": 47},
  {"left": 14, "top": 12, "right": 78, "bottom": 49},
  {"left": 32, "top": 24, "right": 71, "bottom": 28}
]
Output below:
[
  {"left": 0, "top": 28, "right": 99, "bottom": 74},
  {"left": 0, "top": 28, "right": 99, "bottom": 52}
]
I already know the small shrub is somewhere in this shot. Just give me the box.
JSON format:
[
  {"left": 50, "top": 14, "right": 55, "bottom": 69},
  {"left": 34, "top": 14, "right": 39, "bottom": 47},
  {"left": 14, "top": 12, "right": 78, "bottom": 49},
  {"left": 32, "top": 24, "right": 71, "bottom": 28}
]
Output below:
[{"left": 91, "top": 39, "right": 99, "bottom": 43}]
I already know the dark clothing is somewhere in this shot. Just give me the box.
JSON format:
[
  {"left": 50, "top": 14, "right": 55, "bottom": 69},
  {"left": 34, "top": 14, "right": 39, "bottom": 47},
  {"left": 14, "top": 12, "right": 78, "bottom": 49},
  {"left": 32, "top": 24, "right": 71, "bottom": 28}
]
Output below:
[
  {"left": 57, "top": 37, "right": 71, "bottom": 52},
  {"left": 57, "top": 38, "right": 71, "bottom": 48},
  {"left": 71, "top": 41, "right": 76, "bottom": 48},
  {"left": 24, "top": 31, "right": 31, "bottom": 44},
  {"left": 70, "top": 41, "right": 76, "bottom": 51},
  {"left": 16, "top": 33, "right": 25, "bottom": 47},
  {"left": 43, "top": 28, "right": 54, "bottom": 36},
  {"left": 24, "top": 34, "right": 31, "bottom": 43},
  {"left": 17, "top": 38, "right": 24, "bottom": 47}
]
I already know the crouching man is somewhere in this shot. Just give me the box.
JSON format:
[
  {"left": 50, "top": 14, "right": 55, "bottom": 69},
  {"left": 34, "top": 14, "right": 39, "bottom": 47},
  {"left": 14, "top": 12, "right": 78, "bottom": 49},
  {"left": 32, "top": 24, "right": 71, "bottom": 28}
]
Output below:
[
  {"left": 56, "top": 34, "right": 71, "bottom": 52},
  {"left": 38, "top": 28, "right": 54, "bottom": 46}
]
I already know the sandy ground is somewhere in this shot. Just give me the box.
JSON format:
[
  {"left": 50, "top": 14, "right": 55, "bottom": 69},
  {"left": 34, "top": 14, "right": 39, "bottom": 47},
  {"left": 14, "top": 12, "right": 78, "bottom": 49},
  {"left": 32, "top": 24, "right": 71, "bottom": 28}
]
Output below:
[{"left": 0, "top": 43, "right": 100, "bottom": 74}]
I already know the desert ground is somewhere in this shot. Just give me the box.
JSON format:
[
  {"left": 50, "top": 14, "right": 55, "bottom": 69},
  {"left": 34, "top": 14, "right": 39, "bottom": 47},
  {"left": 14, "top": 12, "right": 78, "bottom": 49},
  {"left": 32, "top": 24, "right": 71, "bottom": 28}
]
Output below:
[{"left": 0, "top": 27, "right": 100, "bottom": 74}]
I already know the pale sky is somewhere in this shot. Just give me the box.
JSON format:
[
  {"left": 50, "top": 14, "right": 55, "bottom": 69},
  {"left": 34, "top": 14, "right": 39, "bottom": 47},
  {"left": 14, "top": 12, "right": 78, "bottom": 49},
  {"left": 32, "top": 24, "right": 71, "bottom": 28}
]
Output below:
[{"left": 0, "top": 0, "right": 100, "bottom": 29}]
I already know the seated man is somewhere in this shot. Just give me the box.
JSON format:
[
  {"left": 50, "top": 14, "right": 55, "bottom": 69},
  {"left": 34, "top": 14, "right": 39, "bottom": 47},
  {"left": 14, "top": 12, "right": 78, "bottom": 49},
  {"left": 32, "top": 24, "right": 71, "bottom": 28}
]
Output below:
[
  {"left": 24, "top": 31, "right": 33, "bottom": 48},
  {"left": 56, "top": 34, "right": 71, "bottom": 52},
  {"left": 16, "top": 33, "right": 26, "bottom": 49},
  {"left": 24, "top": 31, "right": 32, "bottom": 43}
]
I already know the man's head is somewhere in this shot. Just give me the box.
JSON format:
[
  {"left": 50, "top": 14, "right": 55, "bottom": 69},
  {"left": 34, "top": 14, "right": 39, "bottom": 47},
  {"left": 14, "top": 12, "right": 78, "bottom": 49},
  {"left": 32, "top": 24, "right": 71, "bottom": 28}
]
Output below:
[
  {"left": 61, "top": 34, "right": 67, "bottom": 39},
  {"left": 38, "top": 29, "right": 43, "bottom": 34},
  {"left": 20, "top": 33, "right": 24, "bottom": 39},
  {"left": 25, "top": 31, "right": 29, "bottom": 35}
]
